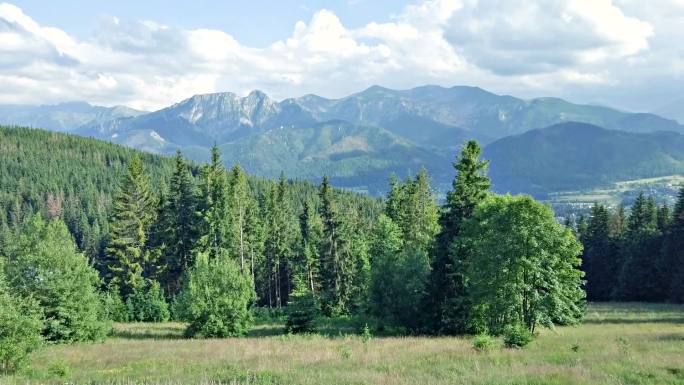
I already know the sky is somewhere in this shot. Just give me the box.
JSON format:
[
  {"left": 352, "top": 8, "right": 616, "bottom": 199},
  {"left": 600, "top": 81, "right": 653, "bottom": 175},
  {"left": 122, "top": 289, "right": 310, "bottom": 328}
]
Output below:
[{"left": 1, "top": 0, "right": 683, "bottom": 112}]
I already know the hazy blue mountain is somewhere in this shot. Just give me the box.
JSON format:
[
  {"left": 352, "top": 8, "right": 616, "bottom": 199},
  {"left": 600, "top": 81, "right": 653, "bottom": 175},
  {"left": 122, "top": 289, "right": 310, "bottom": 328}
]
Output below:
[
  {"left": 4, "top": 85, "right": 684, "bottom": 196},
  {"left": 654, "top": 97, "right": 684, "bottom": 124},
  {"left": 0, "top": 102, "right": 145, "bottom": 132},
  {"left": 293, "top": 85, "right": 684, "bottom": 142},
  {"left": 484, "top": 122, "right": 684, "bottom": 196},
  {"left": 77, "top": 90, "right": 316, "bottom": 148}
]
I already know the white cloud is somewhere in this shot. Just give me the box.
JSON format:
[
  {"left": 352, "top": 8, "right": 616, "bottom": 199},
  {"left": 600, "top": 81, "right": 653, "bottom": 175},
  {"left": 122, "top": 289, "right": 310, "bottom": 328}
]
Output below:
[{"left": 0, "top": 0, "right": 680, "bottom": 111}]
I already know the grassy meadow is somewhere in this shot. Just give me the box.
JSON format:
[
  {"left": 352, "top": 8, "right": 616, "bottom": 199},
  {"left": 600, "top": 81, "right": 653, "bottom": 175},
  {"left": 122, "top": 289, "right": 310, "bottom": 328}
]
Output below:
[{"left": 4, "top": 303, "right": 684, "bottom": 385}]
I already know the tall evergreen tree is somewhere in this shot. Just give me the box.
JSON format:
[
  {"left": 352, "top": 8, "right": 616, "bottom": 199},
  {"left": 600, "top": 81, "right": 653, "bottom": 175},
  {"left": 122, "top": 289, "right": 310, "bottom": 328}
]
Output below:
[
  {"left": 195, "top": 145, "right": 230, "bottom": 260},
  {"left": 298, "top": 199, "right": 323, "bottom": 293},
  {"left": 615, "top": 193, "right": 662, "bottom": 301},
  {"left": 663, "top": 186, "right": 684, "bottom": 302},
  {"left": 106, "top": 155, "right": 158, "bottom": 296},
  {"left": 227, "top": 163, "right": 256, "bottom": 273},
  {"left": 156, "top": 151, "right": 198, "bottom": 295},
  {"left": 318, "top": 176, "right": 366, "bottom": 315},
  {"left": 582, "top": 203, "right": 617, "bottom": 301},
  {"left": 427, "top": 140, "right": 490, "bottom": 334},
  {"left": 401, "top": 168, "right": 441, "bottom": 253}
]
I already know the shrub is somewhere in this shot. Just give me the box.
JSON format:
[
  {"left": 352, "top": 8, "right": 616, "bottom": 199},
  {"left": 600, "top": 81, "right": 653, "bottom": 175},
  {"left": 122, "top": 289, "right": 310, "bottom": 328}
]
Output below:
[
  {"left": 182, "top": 252, "right": 254, "bottom": 338},
  {"left": 47, "top": 360, "right": 71, "bottom": 379},
  {"left": 0, "top": 263, "right": 43, "bottom": 374},
  {"left": 285, "top": 282, "right": 318, "bottom": 334},
  {"left": 3, "top": 216, "right": 108, "bottom": 342},
  {"left": 472, "top": 334, "right": 496, "bottom": 351},
  {"left": 100, "top": 284, "right": 130, "bottom": 322},
  {"left": 503, "top": 324, "right": 534, "bottom": 348},
  {"left": 126, "top": 280, "right": 170, "bottom": 322}
]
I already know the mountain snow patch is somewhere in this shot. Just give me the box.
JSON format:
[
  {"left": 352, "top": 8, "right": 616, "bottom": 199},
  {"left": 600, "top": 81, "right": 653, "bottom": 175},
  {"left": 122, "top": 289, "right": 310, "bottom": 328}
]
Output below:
[{"left": 150, "top": 131, "right": 166, "bottom": 142}]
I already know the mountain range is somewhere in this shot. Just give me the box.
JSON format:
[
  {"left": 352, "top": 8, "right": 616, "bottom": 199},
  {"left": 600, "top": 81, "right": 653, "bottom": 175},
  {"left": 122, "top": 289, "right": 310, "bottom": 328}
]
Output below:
[{"left": 2, "top": 85, "right": 683, "bottom": 196}]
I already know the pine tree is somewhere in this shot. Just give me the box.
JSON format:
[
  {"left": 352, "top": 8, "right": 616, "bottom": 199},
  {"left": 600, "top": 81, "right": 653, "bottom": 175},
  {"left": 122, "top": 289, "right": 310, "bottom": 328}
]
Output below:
[
  {"left": 427, "top": 140, "right": 490, "bottom": 334},
  {"left": 615, "top": 193, "right": 662, "bottom": 301},
  {"left": 318, "top": 176, "right": 363, "bottom": 316},
  {"left": 195, "top": 145, "right": 230, "bottom": 260},
  {"left": 106, "top": 155, "right": 158, "bottom": 296},
  {"left": 261, "top": 175, "right": 297, "bottom": 308},
  {"left": 582, "top": 203, "right": 617, "bottom": 301},
  {"left": 156, "top": 151, "right": 198, "bottom": 295},
  {"left": 402, "top": 168, "right": 440, "bottom": 252},
  {"left": 298, "top": 199, "right": 323, "bottom": 293},
  {"left": 664, "top": 186, "right": 684, "bottom": 302}
]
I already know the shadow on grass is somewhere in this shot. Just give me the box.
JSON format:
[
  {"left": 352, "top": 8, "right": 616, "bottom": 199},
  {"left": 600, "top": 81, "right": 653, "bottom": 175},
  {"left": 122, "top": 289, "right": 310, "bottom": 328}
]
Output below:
[{"left": 584, "top": 317, "right": 684, "bottom": 325}]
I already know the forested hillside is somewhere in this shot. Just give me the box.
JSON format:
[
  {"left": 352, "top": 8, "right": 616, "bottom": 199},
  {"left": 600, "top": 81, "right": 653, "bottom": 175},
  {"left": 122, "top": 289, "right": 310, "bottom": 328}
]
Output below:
[
  {"left": 2, "top": 124, "right": 684, "bottom": 378},
  {"left": 0, "top": 126, "right": 382, "bottom": 267},
  {"left": 484, "top": 122, "right": 684, "bottom": 195}
]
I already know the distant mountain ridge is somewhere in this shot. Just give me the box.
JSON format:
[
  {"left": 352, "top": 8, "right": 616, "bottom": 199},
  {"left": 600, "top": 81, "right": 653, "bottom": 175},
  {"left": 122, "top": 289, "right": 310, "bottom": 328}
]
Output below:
[
  {"left": 485, "top": 122, "right": 684, "bottom": 196},
  {"left": 1, "top": 85, "right": 683, "bottom": 195},
  {"left": 0, "top": 102, "right": 145, "bottom": 132}
]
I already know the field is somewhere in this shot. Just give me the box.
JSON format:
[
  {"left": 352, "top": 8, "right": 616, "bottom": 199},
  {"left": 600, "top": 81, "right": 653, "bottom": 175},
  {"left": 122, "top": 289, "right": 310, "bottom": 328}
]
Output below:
[
  {"left": 4, "top": 303, "right": 684, "bottom": 385},
  {"left": 547, "top": 175, "right": 684, "bottom": 209}
]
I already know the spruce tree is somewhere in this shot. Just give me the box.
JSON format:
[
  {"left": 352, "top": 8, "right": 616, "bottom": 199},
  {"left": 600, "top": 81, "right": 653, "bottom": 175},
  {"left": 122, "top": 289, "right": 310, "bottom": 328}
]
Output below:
[
  {"left": 298, "top": 199, "right": 323, "bottom": 293},
  {"left": 664, "top": 186, "right": 684, "bottom": 302},
  {"left": 318, "top": 176, "right": 363, "bottom": 315},
  {"left": 195, "top": 145, "right": 230, "bottom": 260},
  {"left": 427, "top": 140, "right": 490, "bottom": 334},
  {"left": 582, "top": 203, "right": 617, "bottom": 301},
  {"left": 615, "top": 193, "right": 662, "bottom": 301},
  {"left": 106, "top": 155, "right": 158, "bottom": 296},
  {"left": 156, "top": 151, "right": 198, "bottom": 295}
]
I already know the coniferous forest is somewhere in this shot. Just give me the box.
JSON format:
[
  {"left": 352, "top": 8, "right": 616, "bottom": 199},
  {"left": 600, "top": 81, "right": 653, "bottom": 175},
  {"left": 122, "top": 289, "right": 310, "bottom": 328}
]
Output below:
[{"left": 1, "top": 126, "right": 684, "bottom": 376}]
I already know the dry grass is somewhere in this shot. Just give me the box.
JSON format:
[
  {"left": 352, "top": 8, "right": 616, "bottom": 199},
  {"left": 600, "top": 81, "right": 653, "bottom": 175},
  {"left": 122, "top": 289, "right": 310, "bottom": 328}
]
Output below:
[{"left": 4, "top": 303, "right": 684, "bottom": 385}]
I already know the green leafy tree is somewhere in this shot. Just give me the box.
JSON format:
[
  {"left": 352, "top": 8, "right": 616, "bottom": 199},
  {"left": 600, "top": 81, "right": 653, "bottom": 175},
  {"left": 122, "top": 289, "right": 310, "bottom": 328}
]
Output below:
[
  {"left": 427, "top": 140, "right": 490, "bottom": 334},
  {"left": 369, "top": 214, "right": 430, "bottom": 330},
  {"left": 125, "top": 280, "right": 170, "bottom": 322},
  {"left": 182, "top": 251, "right": 254, "bottom": 337},
  {"left": 0, "top": 260, "right": 43, "bottom": 374},
  {"left": 3, "top": 216, "right": 108, "bottom": 342},
  {"left": 106, "top": 155, "right": 159, "bottom": 297},
  {"left": 462, "top": 195, "right": 585, "bottom": 333}
]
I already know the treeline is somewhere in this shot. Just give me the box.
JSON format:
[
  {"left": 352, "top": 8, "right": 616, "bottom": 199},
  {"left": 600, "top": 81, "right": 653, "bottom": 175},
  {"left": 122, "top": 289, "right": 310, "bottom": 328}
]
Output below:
[
  {"left": 1, "top": 127, "right": 587, "bottom": 372},
  {"left": 576, "top": 190, "right": 684, "bottom": 303}
]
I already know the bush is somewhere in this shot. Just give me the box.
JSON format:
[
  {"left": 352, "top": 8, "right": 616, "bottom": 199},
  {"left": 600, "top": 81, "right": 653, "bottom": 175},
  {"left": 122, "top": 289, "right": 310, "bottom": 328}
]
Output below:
[
  {"left": 0, "top": 264, "right": 43, "bottom": 374},
  {"left": 100, "top": 284, "right": 130, "bottom": 322},
  {"left": 472, "top": 334, "right": 496, "bottom": 351},
  {"left": 285, "top": 282, "right": 318, "bottom": 334},
  {"left": 503, "top": 324, "right": 534, "bottom": 348},
  {"left": 126, "top": 280, "right": 170, "bottom": 322},
  {"left": 182, "top": 252, "right": 254, "bottom": 338},
  {"left": 3, "top": 216, "right": 108, "bottom": 342}
]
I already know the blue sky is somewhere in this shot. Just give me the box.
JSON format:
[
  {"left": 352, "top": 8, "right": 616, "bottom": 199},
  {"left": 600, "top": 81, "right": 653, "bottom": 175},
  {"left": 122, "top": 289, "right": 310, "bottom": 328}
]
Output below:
[
  {"left": 1, "top": 0, "right": 683, "bottom": 115},
  {"left": 9, "top": 0, "right": 409, "bottom": 47}
]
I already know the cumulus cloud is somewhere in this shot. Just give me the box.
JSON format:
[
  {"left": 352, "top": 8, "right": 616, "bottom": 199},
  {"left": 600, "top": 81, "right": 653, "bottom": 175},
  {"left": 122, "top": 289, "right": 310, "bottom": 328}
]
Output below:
[{"left": 0, "top": 0, "right": 680, "bottom": 111}]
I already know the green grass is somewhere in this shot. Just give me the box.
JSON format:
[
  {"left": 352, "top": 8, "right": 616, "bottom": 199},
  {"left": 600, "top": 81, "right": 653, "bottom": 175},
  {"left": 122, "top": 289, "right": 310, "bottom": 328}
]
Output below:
[{"left": 5, "top": 303, "right": 684, "bottom": 384}]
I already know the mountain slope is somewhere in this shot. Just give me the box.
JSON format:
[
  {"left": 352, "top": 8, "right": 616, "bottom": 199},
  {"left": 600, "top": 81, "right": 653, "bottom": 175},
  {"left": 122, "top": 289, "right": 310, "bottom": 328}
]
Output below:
[
  {"left": 0, "top": 102, "right": 145, "bottom": 132},
  {"left": 77, "top": 91, "right": 316, "bottom": 148},
  {"left": 484, "top": 122, "right": 684, "bottom": 196},
  {"left": 182, "top": 120, "right": 452, "bottom": 195},
  {"left": 293, "top": 85, "right": 684, "bottom": 142}
]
